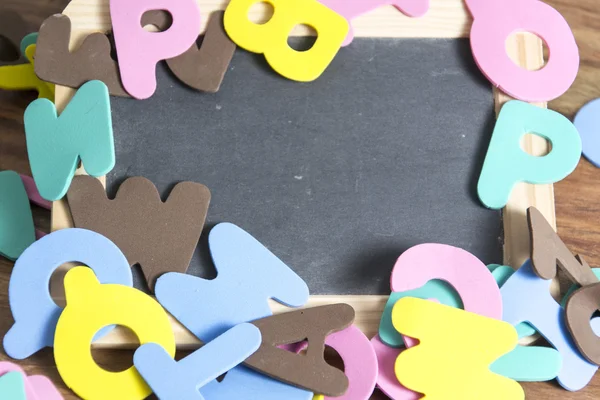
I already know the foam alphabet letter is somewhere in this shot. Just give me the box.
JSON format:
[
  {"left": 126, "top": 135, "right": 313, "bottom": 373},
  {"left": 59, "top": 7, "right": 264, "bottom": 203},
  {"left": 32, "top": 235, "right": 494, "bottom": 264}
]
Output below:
[
  {"left": 380, "top": 265, "right": 537, "bottom": 348},
  {"left": 489, "top": 265, "right": 536, "bottom": 339},
  {"left": 67, "top": 175, "right": 211, "bottom": 290},
  {"left": 26, "top": 376, "right": 63, "bottom": 400},
  {"left": 390, "top": 243, "right": 502, "bottom": 318},
  {"left": 318, "top": 0, "right": 429, "bottom": 46},
  {"left": 574, "top": 98, "right": 600, "bottom": 168},
  {"left": 0, "top": 370, "right": 26, "bottom": 400},
  {"left": 245, "top": 304, "right": 354, "bottom": 396},
  {"left": 134, "top": 323, "right": 261, "bottom": 399},
  {"left": 19, "top": 174, "right": 52, "bottom": 210},
  {"left": 156, "top": 222, "right": 309, "bottom": 342},
  {"left": 0, "top": 14, "right": 51, "bottom": 99},
  {"left": 24, "top": 80, "right": 114, "bottom": 201},
  {"left": 110, "top": 0, "right": 201, "bottom": 99},
  {"left": 0, "top": 372, "right": 26, "bottom": 400},
  {"left": 0, "top": 362, "right": 62, "bottom": 400},
  {"left": 3, "top": 228, "right": 132, "bottom": 360},
  {"left": 379, "top": 288, "right": 460, "bottom": 348},
  {"left": 0, "top": 171, "right": 36, "bottom": 260},
  {"left": 54, "top": 267, "right": 175, "bottom": 400},
  {"left": 565, "top": 282, "right": 600, "bottom": 365},
  {"left": 223, "top": 0, "right": 349, "bottom": 82},
  {"left": 528, "top": 206, "right": 597, "bottom": 286},
  {"left": 20, "top": 33, "right": 38, "bottom": 56},
  {"left": 371, "top": 335, "right": 420, "bottom": 400},
  {"left": 201, "top": 366, "right": 313, "bottom": 400},
  {"left": 392, "top": 297, "right": 523, "bottom": 400},
  {"left": 19, "top": 174, "right": 52, "bottom": 241},
  {"left": 35, "top": 14, "right": 129, "bottom": 97},
  {"left": 155, "top": 223, "right": 312, "bottom": 399},
  {"left": 387, "top": 252, "right": 559, "bottom": 383},
  {"left": 296, "top": 325, "right": 378, "bottom": 400},
  {"left": 490, "top": 345, "right": 562, "bottom": 382},
  {"left": 563, "top": 268, "right": 600, "bottom": 305},
  {"left": 477, "top": 101, "right": 581, "bottom": 209},
  {"left": 0, "top": 44, "right": 54, "bottom": 99},
  {"left": 141, "top": 10, "right": 236, "bottom": 93},
  {"left": 390, "top": 243, "right": 502, "bottom": 346},
  {"left": 465, "top": 0, "right": 579, "bottom": 102},
  {"left": 501, "top": 260, "right": 599, "bottom": 391}
]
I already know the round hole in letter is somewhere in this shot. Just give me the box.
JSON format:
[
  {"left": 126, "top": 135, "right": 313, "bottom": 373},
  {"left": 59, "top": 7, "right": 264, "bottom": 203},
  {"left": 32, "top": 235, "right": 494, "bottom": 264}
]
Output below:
[
  {"left": 324, "top": 345, "right": 345, "bottom": 372},
  {"left": 506, "top": 32, "right": 549, "bottom": 72},
  {"left": 91, "top": 326, "right": 141, "bottom": 373},
  {"left": 141, "top": 9, "right": 173, "bottom": 32},
  {"left": 49, "top": 262, "right": 86, "bottom": 308},
  {"left": 287, "top": 24, "right": 317, "bottom": 52},
  {"left": 521, "top": 132, "right": 552, "bottom": 157},
  {"left": 248, "top": 1, "right": 275, "bottom": 24}
]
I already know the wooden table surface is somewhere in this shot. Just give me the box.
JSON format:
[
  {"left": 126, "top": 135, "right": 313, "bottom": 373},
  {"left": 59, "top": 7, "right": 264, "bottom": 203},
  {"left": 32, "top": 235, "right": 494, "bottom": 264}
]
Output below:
[{"left": 1, "top": 0, "right": 599, "bottom": 398}]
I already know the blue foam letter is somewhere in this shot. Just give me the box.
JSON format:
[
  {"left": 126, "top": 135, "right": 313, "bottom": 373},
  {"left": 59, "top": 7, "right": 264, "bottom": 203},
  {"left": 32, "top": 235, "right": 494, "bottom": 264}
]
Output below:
[
  {"left": 156, "top": 222, "right": 309, "bottom": 342},
  {"left": 134, "top": 323, "right": 262, "bottom": 400},
  {"left": 3, "top": 228, "right": 132, "bottom": 359},
  {"left": 201, "top": 366, "right": 313, "bottom": 400},
  {"left": 501, "top": 260, "right": 599, "bottom": 390},
  {"left": 155, "top": 222, "right": 311, "bottom": 398}
]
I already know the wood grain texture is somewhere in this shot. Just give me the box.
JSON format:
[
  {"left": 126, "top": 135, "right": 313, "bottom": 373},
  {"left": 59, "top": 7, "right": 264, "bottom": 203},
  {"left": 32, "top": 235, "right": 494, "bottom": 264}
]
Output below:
[{"left": 1, "top": 0, "right": 599, "bottom": 398}]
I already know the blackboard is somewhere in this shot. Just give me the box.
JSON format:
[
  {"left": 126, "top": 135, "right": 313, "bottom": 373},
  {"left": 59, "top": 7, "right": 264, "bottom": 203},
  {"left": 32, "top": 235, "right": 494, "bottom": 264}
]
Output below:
[{"left": 108, "top": 37, "right": 501, "bottom": 295}]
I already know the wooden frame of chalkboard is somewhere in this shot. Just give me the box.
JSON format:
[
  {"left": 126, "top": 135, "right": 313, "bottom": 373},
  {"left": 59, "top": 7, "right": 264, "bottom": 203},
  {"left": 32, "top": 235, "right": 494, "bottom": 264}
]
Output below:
[{"left": 51, "top": 0, "right": 553, "bottom": 349}]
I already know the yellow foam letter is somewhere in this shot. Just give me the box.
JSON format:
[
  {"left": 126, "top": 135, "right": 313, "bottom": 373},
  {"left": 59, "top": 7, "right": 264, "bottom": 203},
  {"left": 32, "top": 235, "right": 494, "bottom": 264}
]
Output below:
[
  {"left": 224, "top": 0, "right": 349, "bottom": 82},
  {"left": 54, "top": 267, "right": 175, "bottom": 400},
  {"left": 0, "top": 45, "right": 54, "bottom": 99},
  {"left": 392, "top": 297, "right": 523, "bottom": 400}
]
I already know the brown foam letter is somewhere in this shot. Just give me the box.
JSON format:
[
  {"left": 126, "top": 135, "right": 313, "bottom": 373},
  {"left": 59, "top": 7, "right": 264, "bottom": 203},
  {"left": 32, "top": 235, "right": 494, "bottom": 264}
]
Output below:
[
  {"left": 565, "top": 282, "right": 600, "bottom": 365},
  {"left": 0, "top": 10, "right": 31, "bottom": 65},
  {"left": 142, "top": 10, "right": 236, "bottom": 93},
  {"left": 245, "top": 304, "right": 354, "bottom": 397},
  {"left": 35, "top": 14, "right": 129, "bottom": 97},
  {"left": 66, "top": 176, "right": 210, "bottom": 290},
  {"left": 528, "top": 206, "right": 597, "bottom": 286}
]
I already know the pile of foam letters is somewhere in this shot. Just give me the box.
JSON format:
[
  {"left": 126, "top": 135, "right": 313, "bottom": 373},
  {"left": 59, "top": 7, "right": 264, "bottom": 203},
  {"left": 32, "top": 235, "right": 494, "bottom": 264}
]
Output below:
[{"left": 1, "top": 0, "right": 600, "bottom": 398}]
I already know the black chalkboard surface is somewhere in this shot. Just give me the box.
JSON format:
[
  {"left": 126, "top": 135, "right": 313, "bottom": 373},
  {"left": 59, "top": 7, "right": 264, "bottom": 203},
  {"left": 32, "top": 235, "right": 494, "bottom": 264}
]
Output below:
[{"left": 108, "top": 38, "right": 501, "bottom": 295}]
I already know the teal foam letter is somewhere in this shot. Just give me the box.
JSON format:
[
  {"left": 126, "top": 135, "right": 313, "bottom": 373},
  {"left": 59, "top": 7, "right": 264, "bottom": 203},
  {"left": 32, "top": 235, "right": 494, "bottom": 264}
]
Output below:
[
  {"left": 0, "top": 171, "right": 35, "bottom": 260},
  {"left": 24, "top": 80, "right": 114, "bottom": 201},
  {"left": 478, "top": 101, "right": 581, "bottom": 209}
]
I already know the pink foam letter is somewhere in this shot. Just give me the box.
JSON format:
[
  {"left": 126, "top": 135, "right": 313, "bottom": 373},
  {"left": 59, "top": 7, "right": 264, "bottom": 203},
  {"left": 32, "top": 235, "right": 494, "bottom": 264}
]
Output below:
[
  {"left": 465, "top": 0, "right": 579, "bottom": 102},
  {"left": 19, "top": 174, "right": 51, "bottom": 209},
  {"left": 297, "top": 325, "right": 378, "bottom": 399},
  {"left": 390, "top": 243, "right": 501, "bottom": 319},
  {"left": 29, "top": 375, "right": 63, "bottom": 400},
  {"left": 319, "top": 0, "right": 429, "bottom": 46},
  {"left": 110, "top": 0, "right": 201, "bottom": 99},
  {"left": 0, "top": 362, "right": 63, "bottom": 399},
  {"left": 0, "top": 362, "right": 39, "bottom": 400},
  {"left": 371, "top": 336, "right": 421, "bottom": 400}
]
